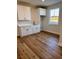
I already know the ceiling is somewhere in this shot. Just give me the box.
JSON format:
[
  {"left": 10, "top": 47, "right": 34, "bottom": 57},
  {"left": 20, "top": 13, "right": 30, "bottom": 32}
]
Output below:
[{"left": 18, "top": 0, "right": 62, "bottom": 6}]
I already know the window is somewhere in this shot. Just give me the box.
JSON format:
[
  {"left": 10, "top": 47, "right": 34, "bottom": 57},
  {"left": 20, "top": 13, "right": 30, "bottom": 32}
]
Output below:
[{"left": 49, "top": 8, "right": 59, "bottom": 24}]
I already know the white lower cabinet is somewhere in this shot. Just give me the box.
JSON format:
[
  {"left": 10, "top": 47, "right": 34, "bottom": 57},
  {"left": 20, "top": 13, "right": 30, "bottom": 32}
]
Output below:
[
  {"left": 19, "top": 25, "right": 40, "bottom": 37},
  {"left": 32, "top": 25, "right": 40, "bottom": 33},
  {"left": 20, "top": 26, "right": 32, "bottom": 37}
]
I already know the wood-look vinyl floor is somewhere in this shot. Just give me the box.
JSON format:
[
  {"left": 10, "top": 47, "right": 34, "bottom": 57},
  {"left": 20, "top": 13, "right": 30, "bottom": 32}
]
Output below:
[{"left": 17, "top": 32, "right": 62, "bottom": 59}]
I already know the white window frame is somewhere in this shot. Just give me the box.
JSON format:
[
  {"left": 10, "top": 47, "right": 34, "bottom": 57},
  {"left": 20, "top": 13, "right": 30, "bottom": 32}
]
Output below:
[{"left": 49, "top": 8, "right": 60, "bottom": 25}]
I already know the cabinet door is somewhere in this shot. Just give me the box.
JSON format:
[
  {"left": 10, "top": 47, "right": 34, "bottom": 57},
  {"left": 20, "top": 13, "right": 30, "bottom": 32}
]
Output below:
[
  {"left": 32, "top": 25, "right": 40, "bottom": 34},
  {"left": 35, "top": 26, "right": 40, "bottom": 33},
  {"left": 20, "top": 26, "right": 32, "bottom": 37},
  {"left": 39, "top": 8, "right": 46, "bottom": 16},
  {"left": 24, "top": 6, "right": 31, "bottom": 20},
  {"left": 17, "top": 5, "right": 25, "bottom": 20},
  {"left": 17, "top": 5, "right": 31, "bottom": 20}
]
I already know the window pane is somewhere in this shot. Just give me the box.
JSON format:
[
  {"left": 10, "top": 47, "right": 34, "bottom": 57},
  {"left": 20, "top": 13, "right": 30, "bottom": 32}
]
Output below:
[
  {"left": 54, "top": 8, "right": 59, "bottom": 16},
  {"left": 49, "top": 8, "right": 59, "bottom": 25},
  {"left": 50, "top": 9, "right": 55, "bottom": 17}
]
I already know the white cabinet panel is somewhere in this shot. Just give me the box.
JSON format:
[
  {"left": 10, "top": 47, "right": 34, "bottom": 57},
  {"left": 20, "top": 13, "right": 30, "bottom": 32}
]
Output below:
[
  {"left": 20, "top": 26, "right": 32, "bottom": 37},
  {"left": 39, "top": 8, "right": 46, "bottom": 16},
  {"left": 17, "top": 5, "right": 31, "bottom": 20},
  {"left": 18, "top": 25, "right": 40, "bottom": 37},
  {"left": 24, "top": 6, "right": 31, "bottom": 20},
  {"left": 32, "top": 25, "right": 40, "bottom": 33},
  {"left": 17, "top": 5, "right": 25, "bottom": 20}
]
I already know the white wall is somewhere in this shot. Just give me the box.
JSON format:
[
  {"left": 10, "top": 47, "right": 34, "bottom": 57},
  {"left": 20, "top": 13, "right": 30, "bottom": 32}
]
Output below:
[{"left": 42, "top": 2, "right": 62, "bottom": 34}]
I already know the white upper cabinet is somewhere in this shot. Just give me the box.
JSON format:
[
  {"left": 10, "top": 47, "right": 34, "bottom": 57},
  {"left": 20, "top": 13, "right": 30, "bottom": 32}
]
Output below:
[
  {"left": 17, "top": 5, "right": 25, "bottom": 20},
  {"left": 39, "top": 8, "right": 46, "bottom": 16},
  {"left": 17, "top": 5, "right": 32, "bottom": 20},
  {"left": 24, "top": 6, "right": 32, "bottom": 20}
]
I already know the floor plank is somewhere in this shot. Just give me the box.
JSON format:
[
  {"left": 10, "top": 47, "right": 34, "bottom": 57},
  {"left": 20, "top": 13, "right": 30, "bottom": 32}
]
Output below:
[{"left": 17, "top": 32, "right": 62, "bottom": 59}]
